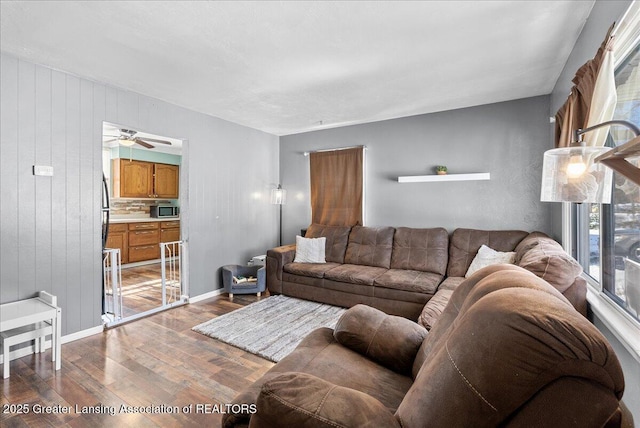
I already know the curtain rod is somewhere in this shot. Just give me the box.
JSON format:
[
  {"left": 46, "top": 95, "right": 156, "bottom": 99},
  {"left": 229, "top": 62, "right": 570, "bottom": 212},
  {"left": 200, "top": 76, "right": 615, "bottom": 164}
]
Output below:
[{"left": 303, "top": 145, "right": 367, "bottom": 156}]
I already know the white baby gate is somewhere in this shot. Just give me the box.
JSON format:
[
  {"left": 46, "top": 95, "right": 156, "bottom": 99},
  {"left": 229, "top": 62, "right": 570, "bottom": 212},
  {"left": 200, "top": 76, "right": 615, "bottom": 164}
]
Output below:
[
  {"left": 102, "top": 248, "right": 123, "bottom": 324},
  {"left": 102, "top": 241, "right": 188, "bottom": 328},
  {"left": 160, "top": 240, "right": 188, "bottom": 306}
]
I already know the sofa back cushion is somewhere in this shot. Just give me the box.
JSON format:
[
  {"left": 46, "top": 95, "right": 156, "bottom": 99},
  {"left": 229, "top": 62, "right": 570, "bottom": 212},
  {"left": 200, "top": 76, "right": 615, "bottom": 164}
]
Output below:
[
  {"left": 344, "top": 226, "right": 395, "bottom": 268},
  {"left": 390, "top": 227, "right": 448, "bottom": 275},
  {"left": 305, "top": 224, "right": 352, "bottom": 263},
  {"left": 515, "top": 232, "right": 583, "bottom": 293},
  {"left": 447, "top": 228, "right": 528, "bottom": 277},
  {"left": 398, "top": 265, "right": 624, "bottom": 427}
]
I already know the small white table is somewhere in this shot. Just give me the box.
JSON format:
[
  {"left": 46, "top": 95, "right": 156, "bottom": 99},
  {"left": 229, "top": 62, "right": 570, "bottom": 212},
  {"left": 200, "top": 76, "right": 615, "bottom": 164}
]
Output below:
[{"left": 0, "top": 292, "right": 61, "bottom": 378}]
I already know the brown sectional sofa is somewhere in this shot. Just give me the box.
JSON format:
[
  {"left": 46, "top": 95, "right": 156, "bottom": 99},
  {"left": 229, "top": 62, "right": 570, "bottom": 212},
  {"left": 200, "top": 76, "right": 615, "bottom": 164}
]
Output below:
[
  {"left": 267, "top": 224, "right": 449, "bottom": 320},
  {"left": 224, "top": 265, "right": 625, "bottom": 427},
  {"left": 266, "top": 225, "right": 586, "bottom": 321}
]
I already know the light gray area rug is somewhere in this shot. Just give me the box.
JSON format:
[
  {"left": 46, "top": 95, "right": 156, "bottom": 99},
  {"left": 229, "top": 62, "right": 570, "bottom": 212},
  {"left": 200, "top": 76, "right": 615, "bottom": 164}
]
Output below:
[{"left": 192, "top": 295, "right": 347, "bottom": 362}]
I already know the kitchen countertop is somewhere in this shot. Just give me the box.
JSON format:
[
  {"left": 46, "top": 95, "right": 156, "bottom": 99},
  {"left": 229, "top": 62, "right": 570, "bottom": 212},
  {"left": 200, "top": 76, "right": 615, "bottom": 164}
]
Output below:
[{"left": 109, "top": 217, "right": 180, "bottom": 224}]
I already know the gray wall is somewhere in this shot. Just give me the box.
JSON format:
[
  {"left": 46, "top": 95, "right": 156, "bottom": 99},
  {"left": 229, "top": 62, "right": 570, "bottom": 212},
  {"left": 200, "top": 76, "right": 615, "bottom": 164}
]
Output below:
[
  {"left": 548, "top": 0, "right": 639, "bottom": 419},
  {"left": 280, "top": 95, "right": 553, "bottom": 243},
  {"left": 0, "top": 53, "right": 279, "bottom": 336}
]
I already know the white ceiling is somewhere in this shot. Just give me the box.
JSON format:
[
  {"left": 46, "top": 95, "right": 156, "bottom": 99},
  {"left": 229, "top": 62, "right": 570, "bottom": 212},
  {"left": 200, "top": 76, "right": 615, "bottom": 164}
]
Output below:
[{"left": 0, "top": 1, "right": 595, "bottom": 136}]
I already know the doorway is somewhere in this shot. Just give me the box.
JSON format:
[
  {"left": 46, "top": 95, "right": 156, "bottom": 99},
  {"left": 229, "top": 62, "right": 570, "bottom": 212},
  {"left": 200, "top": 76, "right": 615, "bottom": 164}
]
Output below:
[{"left": 101, "top": 122, "right": 188, "bottom": 326}]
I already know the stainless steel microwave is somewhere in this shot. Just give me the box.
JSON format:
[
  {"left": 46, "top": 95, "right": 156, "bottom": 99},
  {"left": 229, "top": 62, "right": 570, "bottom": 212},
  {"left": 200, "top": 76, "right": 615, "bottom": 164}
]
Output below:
[{"left": 150, "top": 205, "right": 179, "bottom": 218}]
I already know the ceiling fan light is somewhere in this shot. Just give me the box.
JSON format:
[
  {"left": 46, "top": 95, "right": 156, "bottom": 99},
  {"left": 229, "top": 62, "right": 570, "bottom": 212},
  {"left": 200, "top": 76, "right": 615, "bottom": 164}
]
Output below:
[{"left": 119, "top": 137, "right": 136, "bottom": 147}]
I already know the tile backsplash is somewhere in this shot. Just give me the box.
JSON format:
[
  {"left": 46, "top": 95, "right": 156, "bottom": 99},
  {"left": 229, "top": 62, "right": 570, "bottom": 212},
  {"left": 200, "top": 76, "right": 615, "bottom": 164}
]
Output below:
[{"left": 110, "top": 199, "right": 175, "bottom": 217}]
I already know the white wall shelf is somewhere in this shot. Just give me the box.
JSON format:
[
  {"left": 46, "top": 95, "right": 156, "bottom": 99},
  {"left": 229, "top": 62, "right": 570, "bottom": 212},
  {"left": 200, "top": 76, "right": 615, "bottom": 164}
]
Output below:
[{"left": 397, "top": 173, "right": 490, "bottom": 183}]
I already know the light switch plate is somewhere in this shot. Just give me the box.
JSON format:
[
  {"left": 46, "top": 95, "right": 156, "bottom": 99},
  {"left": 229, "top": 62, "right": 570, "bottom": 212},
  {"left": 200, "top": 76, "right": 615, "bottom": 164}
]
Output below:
[{"left": 33, "top": 165, "right": 54, "bottom": 176}]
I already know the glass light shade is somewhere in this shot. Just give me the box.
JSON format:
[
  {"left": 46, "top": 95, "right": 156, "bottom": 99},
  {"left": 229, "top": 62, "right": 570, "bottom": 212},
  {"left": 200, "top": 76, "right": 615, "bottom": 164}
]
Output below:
[
  {"left": 541, "top": 146, "right": 613, "bottom": 203},
  {"left": 270, "top": 187, "right": 286, "bottom": 205},
  {"left": 119, "top": 137, "right": 136, "bottom": 147}
]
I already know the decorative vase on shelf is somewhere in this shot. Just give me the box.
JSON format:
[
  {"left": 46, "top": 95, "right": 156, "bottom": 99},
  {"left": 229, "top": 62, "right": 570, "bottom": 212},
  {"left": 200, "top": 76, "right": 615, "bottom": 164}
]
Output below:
[{"left": 436, "top": 166, "right": 447, "bottom": 175}]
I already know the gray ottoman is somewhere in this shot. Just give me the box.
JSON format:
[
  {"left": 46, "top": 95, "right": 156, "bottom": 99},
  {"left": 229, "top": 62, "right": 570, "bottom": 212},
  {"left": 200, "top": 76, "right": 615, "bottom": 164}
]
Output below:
[{"left": 222, "top": 264, "right": 266, "bottom": 299}]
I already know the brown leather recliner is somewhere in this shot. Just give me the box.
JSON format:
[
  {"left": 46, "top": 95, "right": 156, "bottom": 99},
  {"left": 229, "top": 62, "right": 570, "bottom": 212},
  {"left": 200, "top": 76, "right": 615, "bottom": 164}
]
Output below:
[{"left": 223, "top": 264, "right": 625, "bottom": 427}]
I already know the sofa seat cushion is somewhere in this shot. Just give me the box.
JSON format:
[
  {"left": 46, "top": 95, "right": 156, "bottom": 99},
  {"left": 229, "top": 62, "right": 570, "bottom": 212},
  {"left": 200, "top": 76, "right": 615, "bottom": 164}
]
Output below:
[
  {"left": 374, "top": 269, "right": 442, "bottom": 294},
  {"left": 344, "top": 226, "right": 395, "bottom": 268},
  {"left": 283, "top": 262, "right": 341, "bottom": 279},
  {"left": 439, "top": 276, "right": 464, "bottom": 291},
  {"left": 390, "top": 227, "right": 449, "bottom": 274},
  {"left": 305, "top": 224, "right": 352, "bottom": 263},
  {"left": 324, "top": 264, "right": 388, "bottom": 285},
  {"left": 418, "top": 288, "right": 454, "bottom": 330}
]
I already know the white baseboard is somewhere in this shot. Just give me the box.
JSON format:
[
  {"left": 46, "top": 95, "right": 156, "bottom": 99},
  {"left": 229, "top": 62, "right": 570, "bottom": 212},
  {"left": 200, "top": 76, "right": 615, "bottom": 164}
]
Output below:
[
  {"left": 61, "top": 325, "right": 104, "bottom": 344},
  {"left": 188, "top": 288, "right": 224, "bottom": 303},
  {"left": 0, "top": 324, "right": 103, "bottom": 365}
]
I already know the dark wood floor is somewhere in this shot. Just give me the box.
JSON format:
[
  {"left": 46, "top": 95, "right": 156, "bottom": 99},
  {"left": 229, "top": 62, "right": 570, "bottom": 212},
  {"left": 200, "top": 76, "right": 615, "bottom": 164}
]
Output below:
[{"left": 1, "top": 293, "right": 273, "bottom": 427}]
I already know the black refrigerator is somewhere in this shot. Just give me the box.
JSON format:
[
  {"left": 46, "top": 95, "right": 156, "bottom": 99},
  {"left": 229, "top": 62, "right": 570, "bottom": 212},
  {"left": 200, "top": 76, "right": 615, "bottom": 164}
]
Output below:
[
  {"left": 101, "top": 173, "right": 110, "bottom": 314},
  {"left": 101, "top": 173, "right": 110, "bottom": 248}
]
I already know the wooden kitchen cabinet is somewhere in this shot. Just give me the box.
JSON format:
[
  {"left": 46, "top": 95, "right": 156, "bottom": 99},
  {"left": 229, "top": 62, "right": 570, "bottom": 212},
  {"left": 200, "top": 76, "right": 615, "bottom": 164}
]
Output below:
[
  {"left": 160, "top": 221, "right": 181, "bottom": 242},
  {"left": 113, "top": 159, "right": 153, "bottom": 198},
  {"left": 161, "top": 221, "right": 181, "bottom": 257},
  {"left": 154, "top": 164, "right": 179, "bottom": 198},
  {"left": 113, "top": 159, "right": 179, "bottom": 199},
  {"left": 128, "top": 222, "right": 161, "bottom": 263},
  {"left": 105, "top": 223, "right": 128, "bottom": 264},
  {"left": 107, "top": 220, "right": 180, "bottom": 264}
]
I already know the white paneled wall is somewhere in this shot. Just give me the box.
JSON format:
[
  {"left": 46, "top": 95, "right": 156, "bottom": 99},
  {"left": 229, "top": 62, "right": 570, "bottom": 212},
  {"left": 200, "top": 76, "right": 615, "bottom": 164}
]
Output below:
[{"left": 0, "top": 53, "right": 279, "bottom": 335}]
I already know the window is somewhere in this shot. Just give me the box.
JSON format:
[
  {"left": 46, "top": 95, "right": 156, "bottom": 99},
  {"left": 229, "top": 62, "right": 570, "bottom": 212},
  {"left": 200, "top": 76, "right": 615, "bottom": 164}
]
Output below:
[{"left": 577, "top": 42, "right": 640, "bottom": 320}]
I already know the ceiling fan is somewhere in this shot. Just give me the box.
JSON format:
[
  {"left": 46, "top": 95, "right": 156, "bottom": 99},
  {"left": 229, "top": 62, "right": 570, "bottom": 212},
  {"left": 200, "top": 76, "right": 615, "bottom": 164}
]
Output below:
[{"left": 104, "top": 128, "right": 172, "bottom": 149}]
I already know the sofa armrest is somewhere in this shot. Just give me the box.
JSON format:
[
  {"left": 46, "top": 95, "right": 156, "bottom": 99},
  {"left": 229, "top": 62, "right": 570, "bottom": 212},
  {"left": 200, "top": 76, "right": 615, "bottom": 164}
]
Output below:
[
  {"left": 250, "top": 372, "right": 401, "bottom": 428},
  {"left": 266, "top": 244, "right": 296, "bottom": 294},
  {"left": 333, "top": 304, "right": 427, "bottom": 375}
]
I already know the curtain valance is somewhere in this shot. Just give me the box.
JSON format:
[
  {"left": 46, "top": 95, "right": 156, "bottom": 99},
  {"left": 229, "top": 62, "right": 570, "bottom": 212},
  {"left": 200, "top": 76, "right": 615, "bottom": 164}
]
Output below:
[{"left": 555, "top": 24, "right": 616, "bottom": 148}]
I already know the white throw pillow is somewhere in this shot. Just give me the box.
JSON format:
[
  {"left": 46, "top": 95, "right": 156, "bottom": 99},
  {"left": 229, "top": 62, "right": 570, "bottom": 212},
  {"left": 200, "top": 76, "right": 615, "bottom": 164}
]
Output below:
[
  {"left": 294, "top": 236, "right": 326, "bottom": 263},
  {"left": 465, "top": 244, "right": 516, "bottom": 278}
]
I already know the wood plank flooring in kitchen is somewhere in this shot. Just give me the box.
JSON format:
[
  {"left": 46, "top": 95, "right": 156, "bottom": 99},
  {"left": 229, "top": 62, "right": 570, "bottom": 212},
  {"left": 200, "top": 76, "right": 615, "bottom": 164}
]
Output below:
[
  {"left": 119, "top": 263, "right": 177, "bottom": 316},
  {"left": 1, "top": 293, "right": 273, "bottom": 428}
]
